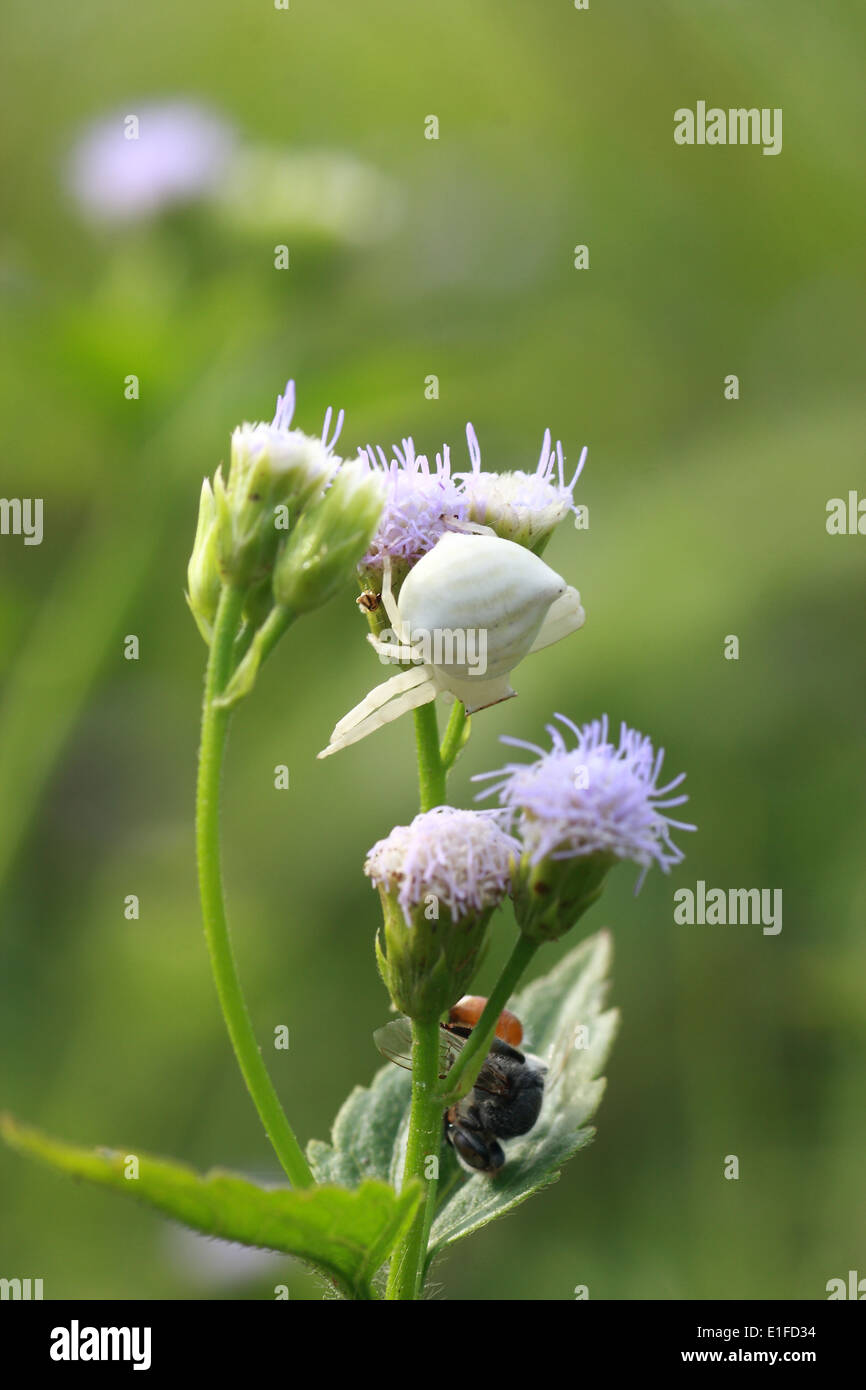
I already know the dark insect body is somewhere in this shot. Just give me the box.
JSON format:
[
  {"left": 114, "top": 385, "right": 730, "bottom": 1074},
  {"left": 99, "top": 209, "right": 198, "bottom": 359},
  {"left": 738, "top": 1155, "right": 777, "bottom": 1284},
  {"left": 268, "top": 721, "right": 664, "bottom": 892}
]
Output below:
[{"left": 374, "top": 998, "right": 546, "bottom": 1175}]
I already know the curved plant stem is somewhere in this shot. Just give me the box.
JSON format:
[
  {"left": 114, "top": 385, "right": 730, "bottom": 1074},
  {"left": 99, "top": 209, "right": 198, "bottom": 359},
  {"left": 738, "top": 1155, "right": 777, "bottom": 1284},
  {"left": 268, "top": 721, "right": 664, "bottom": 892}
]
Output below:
[
  {"left": 385, "top": 1018, "right": 442, "bottom": 1300},
  {"left": 196, "top": 584, "right": 314, "bottom": 1188},
  {"left": 216, "top": 603, "right": 295, "bottom": 710},
  {"left": 438, "top": 933, "right": 539, "bottom": 1104},
  {"left": 413, "top": 702, "right": 446, "bottom": 810}
]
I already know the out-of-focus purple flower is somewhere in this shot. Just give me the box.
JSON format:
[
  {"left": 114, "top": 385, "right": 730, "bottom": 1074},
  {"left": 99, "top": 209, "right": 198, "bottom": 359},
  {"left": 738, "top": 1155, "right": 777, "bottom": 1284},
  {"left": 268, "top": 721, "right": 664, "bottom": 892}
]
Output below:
[
  {"left": 166, "top": 1226, "right": 288, "bottom": 1290},
  {"left": 67, "top": 101, "right": 235, "bottom": 223}
]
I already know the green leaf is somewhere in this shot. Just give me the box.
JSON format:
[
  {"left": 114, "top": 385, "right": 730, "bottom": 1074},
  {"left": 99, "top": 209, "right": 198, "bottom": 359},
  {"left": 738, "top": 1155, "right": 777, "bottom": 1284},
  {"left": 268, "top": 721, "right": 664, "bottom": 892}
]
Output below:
[
  {"left": 0, "top": 1115, "right": 422, "bottom": 1301},
  {"left": 307, "top": 930, "right": 618, "bottom": 1273},
  {"left": 308, "top": 1053, "right": 411, "bottom": 1188}
]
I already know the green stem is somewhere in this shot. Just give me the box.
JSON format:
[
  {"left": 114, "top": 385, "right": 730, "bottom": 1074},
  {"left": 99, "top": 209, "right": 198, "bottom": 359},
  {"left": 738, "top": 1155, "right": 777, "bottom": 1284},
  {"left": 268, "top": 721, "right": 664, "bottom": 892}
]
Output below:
[
  {"left": 413, "top": 703, "right": 446, "bottom": 810},
  {"left": 196, "top": 585, "right": 314, "bottom": 1188},
  {"left": 243, "top": 602, "right": 294, "bottom": 672},
  {"left": 232, "top": 619, "right": 255, "bottom": 666},
  {"left": 439, "top": 701, "right": 468, "bottom": 773},
  {"left": 218, "top": 604, "right": 295, "bottom": 710},
  {"left": 385, "top": 1019, "right": 442, "bottom": 1300},
  {"left": 383, "top": 702, "right": 460, "bottom": 1297},
  {"left": 438, "top": 933, "right": 540, "bottom": 1104}
]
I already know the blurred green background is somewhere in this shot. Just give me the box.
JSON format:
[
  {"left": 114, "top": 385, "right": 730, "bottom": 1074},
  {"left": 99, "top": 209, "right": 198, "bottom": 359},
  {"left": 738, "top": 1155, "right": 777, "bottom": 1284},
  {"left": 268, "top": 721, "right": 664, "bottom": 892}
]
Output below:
[{"left": 1, "top": 0, "right": 864, "bottom": 1300}]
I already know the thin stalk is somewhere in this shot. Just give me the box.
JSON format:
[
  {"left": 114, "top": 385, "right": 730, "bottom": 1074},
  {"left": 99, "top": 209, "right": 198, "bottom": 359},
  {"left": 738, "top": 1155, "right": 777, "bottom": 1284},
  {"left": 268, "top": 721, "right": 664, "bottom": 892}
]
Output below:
[
  {"left": 196, "top": 584, "right": 314, "bottom": 1188},
  {"left": 217, "top": 603, "right": 295, "bottom": 710},
  {"left": 385, "top": 1019, "right": 442, "bottom": 1300},
  {"left": 383, "top": 701, "right": 455, "bottom": 1298},
  {"left": 413, "top": 702, "right": 446, "bottom": 810},
  {"left": 241, "top": 602, "right": 294, "bottom": 673},
  {"left": 439, "top": 701, "right": 468, "bottom": 773},
  {"left": 438, "top": 933, "right": 539, "bottom": 1104}
]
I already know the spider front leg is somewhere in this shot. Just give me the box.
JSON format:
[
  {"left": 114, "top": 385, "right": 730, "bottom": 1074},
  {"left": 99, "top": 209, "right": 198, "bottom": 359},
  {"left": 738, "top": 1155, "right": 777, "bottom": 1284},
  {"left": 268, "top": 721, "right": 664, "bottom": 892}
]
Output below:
[
  {"left": 328, "top": 664, "right": 432, "bottom": 740},
  {"left": 380, "top": 553, "right": 401, "bottom": 630},
  {"left": 367, "top": 631, "right": 425, "bottom": 664},
  {"left": 369, "top": 559, "right": 426, "bottom": 665},
  {"left": 317, "top": 668, "right": 438, "bottom": 757}
]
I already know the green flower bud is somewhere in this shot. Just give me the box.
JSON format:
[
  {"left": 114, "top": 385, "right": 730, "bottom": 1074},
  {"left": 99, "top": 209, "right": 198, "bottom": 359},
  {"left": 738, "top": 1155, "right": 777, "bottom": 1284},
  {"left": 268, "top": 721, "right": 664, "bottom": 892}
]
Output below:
[
  {"left": 186, "top": 477, "right": 222, "bottom": 643},
  {"left": 512, "top": 849, "right": 617, "bottom": 944},
  {"left": 273, "top": 459, "right": 384, "bottom": 615},
  {"left": 215, "top": 422, "right": 336, "bottom": 588},
  {"left": 364, "top": 808, "right": 519, "bottom": 1023}
]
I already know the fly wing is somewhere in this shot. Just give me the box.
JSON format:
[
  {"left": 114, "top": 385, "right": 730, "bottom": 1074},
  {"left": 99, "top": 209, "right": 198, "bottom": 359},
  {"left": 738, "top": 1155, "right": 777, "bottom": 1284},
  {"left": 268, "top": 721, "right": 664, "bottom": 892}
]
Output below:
[
  {"left": 373, "top": 1018, "right": 414, "bottom": 1070},
  {"left": 374, "top": 1019, "right": 465, "bottom": 1078}
]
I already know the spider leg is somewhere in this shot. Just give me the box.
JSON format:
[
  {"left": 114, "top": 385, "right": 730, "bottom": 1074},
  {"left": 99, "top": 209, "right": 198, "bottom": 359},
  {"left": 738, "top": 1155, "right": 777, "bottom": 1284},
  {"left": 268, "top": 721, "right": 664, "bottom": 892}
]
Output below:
[
  {"left": 380, "top": 554, "right": 401, "bottom": 629},
  {"left": 366, "top": 631, "right": 423, "bottom": 662},
  {"left": 527, "top": 586, "right": 585, "bottom": 653},
  {"left": 445, "top": 519, "right": 498, "bottom": 538},
  {"left": 318, "top": 673, "right": 437, "bottom": 758},
  {"left": 329, "top": 665, "right": 431, "bottom": 740}
]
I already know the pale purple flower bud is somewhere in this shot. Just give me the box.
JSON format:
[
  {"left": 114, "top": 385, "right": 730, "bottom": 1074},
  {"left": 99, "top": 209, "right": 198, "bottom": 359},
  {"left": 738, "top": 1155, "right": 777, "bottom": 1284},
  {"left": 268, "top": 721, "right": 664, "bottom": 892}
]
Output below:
[
  {"left": 365, "top": 806, "right": 518, "bottom": 922},
  {"left": 456, "top": 424, "right": 587, "bottom": 551},
  {"left": 365, "top": 807, "right": 520, "bottom": 1020},
  {"left": 215, "top": 380, "right": 342, "bottom": 586}
]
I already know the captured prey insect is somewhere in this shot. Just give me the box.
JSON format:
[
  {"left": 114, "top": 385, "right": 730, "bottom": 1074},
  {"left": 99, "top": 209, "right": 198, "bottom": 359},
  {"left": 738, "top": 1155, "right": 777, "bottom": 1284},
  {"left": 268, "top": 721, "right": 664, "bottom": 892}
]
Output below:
[{"left": 374, "top": 996, "right": 546, "bottom": 1175}]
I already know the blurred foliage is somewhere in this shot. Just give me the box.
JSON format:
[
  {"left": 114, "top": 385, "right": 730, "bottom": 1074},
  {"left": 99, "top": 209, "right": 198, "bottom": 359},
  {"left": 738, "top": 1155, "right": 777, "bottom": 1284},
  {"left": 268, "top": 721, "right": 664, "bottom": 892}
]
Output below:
[{"left": 0, "top": 0, "right": 864, "bottom": 1300}]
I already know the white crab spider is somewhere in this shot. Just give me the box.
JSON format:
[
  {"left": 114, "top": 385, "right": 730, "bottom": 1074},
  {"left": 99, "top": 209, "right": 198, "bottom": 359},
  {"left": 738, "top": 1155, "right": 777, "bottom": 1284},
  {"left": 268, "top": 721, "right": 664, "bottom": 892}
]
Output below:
[{"left": 318, "top": 531, "right": 585, "bottom": 759}]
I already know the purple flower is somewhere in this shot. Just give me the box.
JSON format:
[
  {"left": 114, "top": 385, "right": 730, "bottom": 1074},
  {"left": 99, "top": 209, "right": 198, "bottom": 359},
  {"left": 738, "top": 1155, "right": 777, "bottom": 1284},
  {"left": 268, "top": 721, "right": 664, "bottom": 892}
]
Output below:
[
  {"left": 475, "top": 714, "right": 695, "bottom": 887},
  {"left": 365, "top": 806, "right": 519, "bottom": 922},
  {"left": 366, "top": 806, "right": 521, "bottom": 1018},
  {"left": 360, "top": 438, "right": 468, "bottom": 570}
]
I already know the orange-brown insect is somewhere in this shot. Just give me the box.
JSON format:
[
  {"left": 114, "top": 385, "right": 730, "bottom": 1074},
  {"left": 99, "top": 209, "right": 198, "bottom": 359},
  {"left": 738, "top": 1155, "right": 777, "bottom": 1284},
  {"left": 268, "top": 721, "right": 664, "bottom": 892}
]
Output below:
[
  {"left": 447, "top": 996, "right": 524, "bottom": 1047},
  {"left": 356, "top": 590, "right": 381, "bottom": 613}
]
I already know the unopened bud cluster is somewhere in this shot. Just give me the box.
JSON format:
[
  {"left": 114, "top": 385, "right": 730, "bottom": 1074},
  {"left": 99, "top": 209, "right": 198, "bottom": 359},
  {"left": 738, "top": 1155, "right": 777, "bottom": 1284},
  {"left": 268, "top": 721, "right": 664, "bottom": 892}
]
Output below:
[{"left": 186, "top": 381, "right": 384, "bottom": 665}]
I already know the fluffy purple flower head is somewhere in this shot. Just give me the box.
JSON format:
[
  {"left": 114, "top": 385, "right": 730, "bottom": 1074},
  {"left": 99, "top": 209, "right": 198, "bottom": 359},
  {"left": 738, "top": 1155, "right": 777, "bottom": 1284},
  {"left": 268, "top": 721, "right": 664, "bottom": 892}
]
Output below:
[
  {"left": 455, "top": 424, "right": 587, "bottom": 548},
  {"left": 364, "top": 806, "right": 519, "bottom": 922},
  {"left": 475, "top": 714, "right": 695, "bottom": 887},
  {"left": 360, "top": 437, "right": 468, "bottom": 569},
  {"left": 67, "top": 101, "right": 235, "bottom": 223}
]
